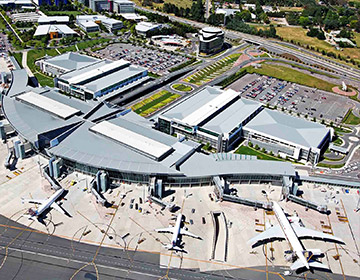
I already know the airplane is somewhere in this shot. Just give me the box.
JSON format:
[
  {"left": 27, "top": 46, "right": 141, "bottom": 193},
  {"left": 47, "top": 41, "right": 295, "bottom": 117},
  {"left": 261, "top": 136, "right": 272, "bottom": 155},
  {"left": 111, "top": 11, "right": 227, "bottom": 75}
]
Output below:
[
  {"left": 249, "top": 202, "right": 345, "bottom": 274},
  {"left": 22, "top": 188, "right": 69, "bottom": 222},
  {"left": 155, "top": 213, "right": 201, "bottom": 252}
]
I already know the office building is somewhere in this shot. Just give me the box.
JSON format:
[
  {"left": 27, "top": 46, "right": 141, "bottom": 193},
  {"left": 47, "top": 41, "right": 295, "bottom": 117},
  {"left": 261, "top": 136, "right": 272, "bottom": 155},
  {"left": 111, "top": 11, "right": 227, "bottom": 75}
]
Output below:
[
  {"left": 55, "top": 59, "right": 148, "bottom": 99},
  {"left": 198, "top": 27, "right": 224, "bottom": 54},
  {"left": 36, "top": 52, "right": 100, "bottom": 77}
]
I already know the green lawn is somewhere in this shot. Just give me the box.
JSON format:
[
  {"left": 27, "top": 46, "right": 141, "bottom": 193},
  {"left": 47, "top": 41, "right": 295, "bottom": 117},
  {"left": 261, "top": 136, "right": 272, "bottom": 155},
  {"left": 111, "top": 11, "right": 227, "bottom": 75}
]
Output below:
[
  {"left": 245, "top": 63, "right": 338, "bottom": 93},
  {"left": 184, "top": 54, "right": 241, "bottom": 85},
  {"left": 276, "top": 26, "right": 360, "bottom": 65},
  {"left": 76, "top": 38, "right": 111, "bottom": 50},
  {"left": 132, "top": 90, "right": 181, "bottom": 117},
  {"left": 235, "top": 145, "right": 283, "bottom": 161},
  {"left": 333, "top": 126, "right": 352, "bottom": 135},
  {"left": 45, "top": 11, "right": 83, "bottom": 16},
  {"left": 172, "top": 83, "right": 192, "bottom": 92},
  {"left": 317, "top": 162, "right": 345, "bottom": 168},
  {"left": 342, "top": 109, "right": 360, "bottom": 125},
  {"left": 34, "top": 72, "right": 54, "bottom": 87},
  {"left": 12, "top": 52, "right": 22, "bottom": 68},
  {"left": 333, "top": 137, "right": 343, "bottom": 146}
]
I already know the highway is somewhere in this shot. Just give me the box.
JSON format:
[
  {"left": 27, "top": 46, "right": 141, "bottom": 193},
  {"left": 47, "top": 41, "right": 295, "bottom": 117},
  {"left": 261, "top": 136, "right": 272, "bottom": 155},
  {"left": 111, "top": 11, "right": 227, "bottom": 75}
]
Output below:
[{"left": 136, "top": 6, "right": 360, "bottom": 81}]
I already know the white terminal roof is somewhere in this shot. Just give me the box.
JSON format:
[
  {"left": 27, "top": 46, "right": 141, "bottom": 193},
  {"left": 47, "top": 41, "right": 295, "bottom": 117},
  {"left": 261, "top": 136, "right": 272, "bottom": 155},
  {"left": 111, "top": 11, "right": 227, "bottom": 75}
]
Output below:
[
  {"left": 78, "top": 20, "right": 99, "bottom": 28},
  {"left": 15, "top": 91, "right": 80, "bottom": 119},
  {"left": 182, "top": 89, "right": 239, "bottom": 126},
  {"left": 67, "top": 59, "right": 129, "bottom": 85},
  {"left": 90, "top": 121, "right": 173, "bottom": 160}
]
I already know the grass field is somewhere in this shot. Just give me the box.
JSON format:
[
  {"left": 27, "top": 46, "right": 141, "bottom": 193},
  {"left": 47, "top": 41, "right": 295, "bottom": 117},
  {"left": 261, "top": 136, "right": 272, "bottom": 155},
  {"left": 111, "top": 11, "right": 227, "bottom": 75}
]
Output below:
[
  {"left": 45, "top": 11, "right": 83, "bottom": 16},
  {"left": 245, "top": 63, "right": 338, "bottom": 92},
  {"left": 235, "top": 145, "right": 283, "bottom": 161},
  {"left": 132, "top": 0, "right": 193, "bottom": 9},
  {"left": 132, "top": 90, "right": 181, "bottom": 117},
  {"left": 342, "top": 109, "right": 360, "bottom": 125},
  {"left": 184, "top": 53, "right": 241, "bottom": 85},
  {"left": 276, "top": 27, "right": 360, "bottom": 64},
  {"left": 334, "top": 126, "right": 352, "bottom": 134},
  {"left": 12, "top": 52, "right": 22, "bottom": 68},
  {"left": 333, "top": 137, "right": 343, "bottom": 146},
  {"left": 172, "top": 83, "right": 193, "bottom": 92},
  {"left": 34, "top": 72, "right": 54, "bottom": 87},
  {"left": 317, "top": 162, "right": 345, "bottom": 168},
  {"left": 279, "top": 7, "right": 304, "bottom": 12}
]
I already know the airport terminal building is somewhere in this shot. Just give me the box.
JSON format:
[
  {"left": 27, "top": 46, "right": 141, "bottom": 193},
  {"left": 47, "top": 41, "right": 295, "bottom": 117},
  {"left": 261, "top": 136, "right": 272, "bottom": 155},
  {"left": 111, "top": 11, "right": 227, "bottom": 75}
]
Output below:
[
  {"left": 158, "top": 87, "right": 331, "bottom": 164},
  {"left": 1, "top": 70, "right": 298, "bottom": 191}
]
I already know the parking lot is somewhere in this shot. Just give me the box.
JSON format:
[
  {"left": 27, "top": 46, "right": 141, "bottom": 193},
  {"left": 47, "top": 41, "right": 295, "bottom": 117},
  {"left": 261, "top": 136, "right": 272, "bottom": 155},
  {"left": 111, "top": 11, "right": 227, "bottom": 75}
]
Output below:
[
  {"left": 95, "top": 43, "right": 189, "bottom": 75},
  {"left": 228, "top": 73, "right": 353, "bottom": 122}
]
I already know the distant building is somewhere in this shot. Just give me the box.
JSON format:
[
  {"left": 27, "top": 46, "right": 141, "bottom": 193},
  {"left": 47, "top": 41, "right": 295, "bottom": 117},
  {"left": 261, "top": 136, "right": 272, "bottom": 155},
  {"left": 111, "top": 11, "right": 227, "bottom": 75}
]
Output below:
[
  {"left": 113, "top": 0, "right": 134, "bottom": 13},
  {"left": 101, "top": 17, "right": 123, "bottom": 32},
  {"left": 38, "top": 16, "right": 69, "bottom": 25},
  {"left": 198, "top": 27, "right": 224, "bottom": 55},
  {"left": 89, "top": 0, "right": 110, "bottom": 12},
  {"left": 55, "top": 59, "right": 148, "bottom": 99},
  {"left": 215, "top": 8, "right": 239, "bottom": 17},
  {"left": 36, "top": 0, "right": 67, "bottom": 6},
  {"left": 36, "top": 52, "right": 100, "bottom": 77},
  {"left": 76, "top": 15, "right": 122, "bottom": 33},
  {"left": 34, "top": 24, "right": 77, "bottom": 39},
  {"left": 11, "top": 12, "right": 40, "bottom": 22},
  {"left": 333, "top": 37, "right": 356, "bottom": 47},
  {"left": 135, "top": 22, "right": 162, "bottom": 36}
]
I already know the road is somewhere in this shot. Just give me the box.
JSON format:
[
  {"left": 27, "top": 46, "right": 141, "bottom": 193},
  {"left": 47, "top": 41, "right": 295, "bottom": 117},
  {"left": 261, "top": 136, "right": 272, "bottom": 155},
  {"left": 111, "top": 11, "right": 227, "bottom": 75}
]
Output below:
[{"left": 136, "top": 6, "right": 360, "bottom": 81}]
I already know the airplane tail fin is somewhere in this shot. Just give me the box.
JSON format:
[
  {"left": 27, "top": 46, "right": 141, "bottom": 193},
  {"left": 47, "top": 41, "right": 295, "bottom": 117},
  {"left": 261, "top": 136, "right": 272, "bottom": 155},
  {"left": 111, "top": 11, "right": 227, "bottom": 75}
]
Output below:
[{"left": 290, "top": 259, "right": 330, "bottom": 273}]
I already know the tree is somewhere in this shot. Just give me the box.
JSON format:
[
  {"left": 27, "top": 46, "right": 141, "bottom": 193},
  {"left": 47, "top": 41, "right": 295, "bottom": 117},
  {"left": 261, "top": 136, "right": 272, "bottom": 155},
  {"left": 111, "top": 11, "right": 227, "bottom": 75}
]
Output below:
[
  {"left": 190, "top": 0, "right": 205, "bottom": 22},
  {"left": 255, "top": 144, "right": 260, "bottom": 150},
  {"left": 248, "top": 141, "right": 253, "bottom": 147},
  {"left": 240, "top": 10, "right": 252, "bottom": 22},
  {"left": 299, "top": 16, "right": 311, "bottom": 27}
]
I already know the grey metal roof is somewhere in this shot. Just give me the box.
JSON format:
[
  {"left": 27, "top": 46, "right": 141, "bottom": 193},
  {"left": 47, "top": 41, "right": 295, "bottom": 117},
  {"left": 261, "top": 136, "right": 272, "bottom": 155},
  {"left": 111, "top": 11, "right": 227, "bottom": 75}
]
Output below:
[
  {"left": 7, "top": 70, "right": 28, "bottom": 97},
  {"left": 179, "top": 152, "right": 296, "bottom": 177},
  {"left": 300, "top": 175, "right": 360, "bottom": 188},
  {"left": 43, "top": 52, "right": 99, "bottom": 72},
  {"left": 2, "top": 87, "right": 91, "bottom": 143},
  {"left": 202, "top": 98, "right": 262, "bottom": 134},
  {"left": 48, "top": 121, "right": 182, "bottom": 176},
  {"left": 161, "top": 86, "right": 224, "bottom": 121},
  {"left": 244, "top": 109, "right": 330, "bottom": 149},
  {"left": 59, "top": 60, "right": 108, "bottom": 81},
  {"left": 83, "top": 65, "right": 146, "bottom": 93}
]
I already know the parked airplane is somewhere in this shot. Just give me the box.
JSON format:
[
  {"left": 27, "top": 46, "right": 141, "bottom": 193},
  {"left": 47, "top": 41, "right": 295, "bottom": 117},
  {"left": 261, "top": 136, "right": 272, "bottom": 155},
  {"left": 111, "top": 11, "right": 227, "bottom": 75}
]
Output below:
[
  {"left": 249, "top": 202, "right": 345, "bottom": 273},
  {"left": 155, "top": 213, "right": 201, "bottom": 251},
  {"left": 22, "top": 188, "right": 68, "bottom": 222}
]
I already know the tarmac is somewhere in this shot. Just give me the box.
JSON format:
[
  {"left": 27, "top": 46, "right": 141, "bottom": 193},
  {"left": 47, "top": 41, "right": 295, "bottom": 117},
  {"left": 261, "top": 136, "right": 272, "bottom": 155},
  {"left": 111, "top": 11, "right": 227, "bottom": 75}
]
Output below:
[{"left": 0, "top": 138, "right": 359, "bottom": 279}]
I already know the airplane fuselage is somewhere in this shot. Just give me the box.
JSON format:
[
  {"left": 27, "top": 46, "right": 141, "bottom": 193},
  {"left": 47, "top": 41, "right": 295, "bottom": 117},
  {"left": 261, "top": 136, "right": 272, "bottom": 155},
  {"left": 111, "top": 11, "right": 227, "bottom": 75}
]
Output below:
[
  {"left": 35, "top": 188, "right": 64, "bottom": 217},
  {"left": 171, "top": 214, "right": 182, "bottom": 247},
  {"left": 273, "top": 202, "right": 310, "bottom": 269}
]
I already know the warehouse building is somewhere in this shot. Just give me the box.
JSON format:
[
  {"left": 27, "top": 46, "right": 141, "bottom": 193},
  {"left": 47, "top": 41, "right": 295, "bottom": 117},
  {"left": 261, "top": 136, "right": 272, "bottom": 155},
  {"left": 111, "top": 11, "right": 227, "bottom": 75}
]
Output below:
[
  {"left": 36, "top": 52, "right": 100, "bottom": 77},
  {"left": 55, "top": 59, "right": 148, "bottom": 100},
  {"left": 158, "top": 86, "right": 332, "bottom": 164},
  {"left": 198, "top": 27, "right": 224, "bottom": 55}
]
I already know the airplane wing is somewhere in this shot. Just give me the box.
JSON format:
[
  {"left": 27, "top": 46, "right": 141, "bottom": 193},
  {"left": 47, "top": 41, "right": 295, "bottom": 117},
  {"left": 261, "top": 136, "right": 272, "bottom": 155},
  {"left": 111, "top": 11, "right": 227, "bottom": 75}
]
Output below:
[
  {"left": 51, "top": 203, "right": 66, "bottom": 215},
  {"left": 180, "top": 228, "right": 200, "bottom": 239},
  {"left": 22, "top": 198, "right": 46, "bottom": 204},
  {"left": 293, "top": 225, "right": 345, "bottom": 244},
  {"left": 248, "top": 225, "right": 286, "bottom": 248},
  {"left": 155, "top": 227, "right": 175, "bottom": 234}
]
